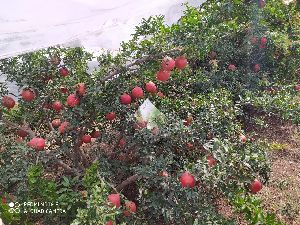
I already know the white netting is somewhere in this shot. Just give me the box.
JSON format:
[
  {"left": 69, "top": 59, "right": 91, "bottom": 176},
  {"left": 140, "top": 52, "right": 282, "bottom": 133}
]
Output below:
[{"left": 0, "top": 0, "right": 203, "bottom": 59}]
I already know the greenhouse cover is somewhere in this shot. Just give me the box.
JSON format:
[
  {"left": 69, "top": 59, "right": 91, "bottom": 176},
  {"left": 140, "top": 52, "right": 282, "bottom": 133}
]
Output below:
[{"left": 0, "top": 0, "right": 202, "bottom": 59}]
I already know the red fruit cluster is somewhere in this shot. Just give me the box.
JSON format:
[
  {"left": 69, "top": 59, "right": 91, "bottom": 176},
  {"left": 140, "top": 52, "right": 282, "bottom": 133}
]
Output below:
[
  {"left": 28, "top": 137, "right": 46, "bottom": 151},
  {"left": 1, "top": 96, "right": 15, "bottom": 109},
  {"left": 156, "top": 56, "right": 188, "bottom": 82},
  {"left": 21, "top": 89, "right": 36, "bottom": 102},
  {"left": 180, "top": 171, "right": 196, "bottom": 188}
]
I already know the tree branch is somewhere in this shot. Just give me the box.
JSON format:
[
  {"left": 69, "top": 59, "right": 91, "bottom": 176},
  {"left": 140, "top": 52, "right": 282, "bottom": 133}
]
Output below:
[
  {"left": 1, "top": 117, "right": 35, "bottom": 138},
  {"left": 116, "top": 175, "right": 142, "bottom": 192},
  {"left": 100, "top": 47, "right": 183, "bottom": 82},
  {"left": 55, "top": 159, "right": 80, "bottom": 176}
]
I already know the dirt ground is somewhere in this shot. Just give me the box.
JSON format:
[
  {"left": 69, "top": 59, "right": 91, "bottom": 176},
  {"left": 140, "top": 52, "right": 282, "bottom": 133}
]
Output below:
[{"left": 247, "top": 115, "right": 300, "bottom": 225}]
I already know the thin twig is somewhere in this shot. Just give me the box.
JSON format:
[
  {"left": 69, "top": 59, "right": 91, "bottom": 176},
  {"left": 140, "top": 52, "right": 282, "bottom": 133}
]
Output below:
[{"left": 100, "top": 47, "right": 183, "bottom": 82}]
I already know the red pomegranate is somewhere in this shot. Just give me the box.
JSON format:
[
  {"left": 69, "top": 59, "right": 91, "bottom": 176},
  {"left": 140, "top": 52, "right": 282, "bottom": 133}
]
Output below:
[
  {"left": 260, "top": 37, "right": 267, "bottom": 45},
  {"left": 21, "top": 89, "right": 35, "bottom": 102},
  {"left": 161, "top": 57, "right": 175, "bottom": 71},
  {"left": 28, "top": 137, "right": 46, "bottom": 151},
  {"left": 206, "top": 155, "right": 217, "bottom": 167},
  {"left": 108, "top": 194, "right": 121, "bottom": 208},
  {"left": 106, "top": 112, "right": 116, "bottom": 121},
  {"left": 119, "top": 138, "right": 126, "bottom": 147},
  {"left": 16, "top": 129, "right": 29, "bottom": 138},
  {"left": 180, "top": 172, "right": 196, "bottom": 188},
  {"left": 82, "top": 134, "right": 92, "bottom": 143},
  {"left": 123, "top": 201, "right": 137, "bottom": 216},
  {"left": 294, "top": 85, "right": 300, "bottom": 91},
  {"left": 250, "top": 36, "right": 257, "bottom": 44},
  {"left": 51, "top": 119, "right": 61, "bottom": 128},
  {"left": 106, "top": 221, "right": 114, "bottom": 225},
  {"left": 58, "top": 122, "right": 69, "bottom": 134},
  {"left": 253, "top": 64, "right": 260, "bottom": 72},
  {"left": 120, "top": 93, "right": 132, "bottom": 105},
  {"left": 67, "top": 94, "right": 79, "bottom": 107},
  {"left": 156, "top": 70, "right": 171, "bottom": 82},
  {"left": 76, "top": 83, "right": 86, "bottom": 96},
  {"left": 59, "top": 67, "right": 69, "bottom": 77},
  {"left": 52, "top": 101, "right": 63, "bottom": 112},
  {"left": 91, "top": 130, "right": 101, "bottom": 138},
  {"left": 145, "top": 81, "right": 157, "bottom": 93},
  {"left": 228, "top": 64, "right": 236, "bottom": 71},
  {"left": 240, "top": 134, "right": 247, "bottom": 143},
  {"left": 1, "top": 96, "right": 15, "bottom": 109},
  {"left": 175, "top": 56, "right": 188, "bottom": 70},
  {"left": 160, "top": 171, "right": 169, "bottom": 177},
  {"left": 250, "top": 179, "right": 262, "bottom": 193},
  {"left": 157, "top": 91, "right": 165, "bottom": 98},
  {"left": 132, "top": 87, "right": 144, "bottom": 99}
]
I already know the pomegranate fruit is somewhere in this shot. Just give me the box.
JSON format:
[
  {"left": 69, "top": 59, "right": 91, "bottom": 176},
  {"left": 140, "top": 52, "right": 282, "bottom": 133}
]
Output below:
[
  {"left": 250, "top": 179, "right": 262, "bottom": 193},
  {"left": 108, "top": 194, "right": 121, "bottom": 208},
  {"left": 175, "top": 56, "right": 188, "bottom": 70},
  {"left": 76, "top": 83, "right": 86, "bottom": 95},
  {"left": 120, "top": 93, "right": 132, "bottom": 105},
  {"left": 132, "top": 87, "right": 144, "bottom": 99},
  {"left": 228, "top": 64, "right": 236, "bottom": 71},
  {"left": 180, "top": 172, "right": 195, "bottom": 188},
  {"left": 106, "top": 112, "right": 116, "bottom": 121},
  {"left": 67, "top": 94, "right": 79, "bottom": 107},
  {"left": 253, "top": 64, "right": 260, "bottom": 72},
  {"left": 161, "top": 57, "right": 175, "bottom": 71},
  {"left": 156, "top": 70, "right": 171, "bottom": 82},
  {"left": 21, "top": 89, "right": 35, "bottom": 102},
  {"left": 28, "top": 137, "right": 46, "bottom": 151},
  {"left": 59, "top": 67, "right": 69, "bottom": 77},
  {"left": 145, "top": 81, "right": 157, "bottom": 93},
  {"left": 52, "top": 101, "right": 63, "bottom": 112},
  {"left": 1, "top": 96, "right": 15, "bottom": 109},
  {"left": 51, "top": 119, "right": 61, "bottom": 128},
  {"left": 91, "top": 130, "right": 101, "bottom": 138},
  {"left": 82, "top": 134, "right": 92, "bottom": 143},
  {"left": 124, "top": 201, "right": 137, "bottom": 216}
]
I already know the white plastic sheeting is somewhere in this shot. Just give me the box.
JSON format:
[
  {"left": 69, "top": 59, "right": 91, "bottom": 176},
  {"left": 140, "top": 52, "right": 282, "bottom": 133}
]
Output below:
[{"left": 0, "top": 0, "right": 203, "bottom": 59}]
